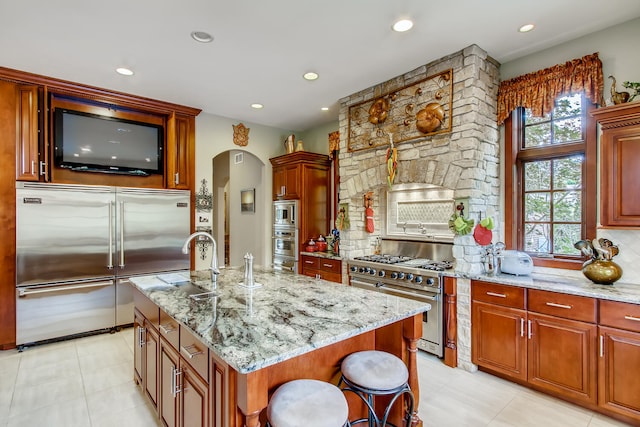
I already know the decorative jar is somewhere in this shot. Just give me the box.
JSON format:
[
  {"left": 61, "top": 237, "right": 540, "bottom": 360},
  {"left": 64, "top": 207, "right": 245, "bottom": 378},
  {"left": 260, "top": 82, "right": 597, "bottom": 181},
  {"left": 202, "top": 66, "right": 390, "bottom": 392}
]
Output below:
[{"left": 581, "top": 259, "right": 623, "bottom": 285}]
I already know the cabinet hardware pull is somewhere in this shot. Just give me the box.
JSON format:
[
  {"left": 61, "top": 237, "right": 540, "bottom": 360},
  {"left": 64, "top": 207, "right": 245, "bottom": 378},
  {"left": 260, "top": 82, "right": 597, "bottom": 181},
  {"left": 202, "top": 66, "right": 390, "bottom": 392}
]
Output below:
[
  {"left": 174, "top": 173, "right": 179, "bottom": 184},
  {"left": 305, "top": 260, "right": 314, "bottom": 264},
  {"left": 624, "top": 315, "right": 640, "bottom": 322},
  {"left": 281, "top": 186, "right": 286, "bottom": 196},
  {"left": 322, "top": 263, "right": 333, "bottom": 268},
  {"left": 486, "top": 292, "right": 506, "bottom": 298},
  {"left": 39, "top": 161, "right": 46, "bottom": 176},
  {"left": 520, "top": 318, "right": 525, "bottom": 337},
  {"left": 527, "top": 320, "right": 532, "bottom": 339},
  {"left": 180, "top": 344, "right": 203, "bottom": 359},
  {"left": 31, "top": 160, "right": 35, "bottom": 174},
  {"left": 170, "top": 366, "right": 175, "bottom": 396},
  {"left": 159, "top": 324, "right": 176, "bottom": 334},
  {"left": 545, "top": 302, "right": 572, "bottom": 309},
  {"left": 138, "top": 327, "right": 146, "bottom": 348},
  {"left": 175, "top": 369, "right": 182, "bottom": 395},
  {"left": 599, "top": 335, "right": 604, "bottom": 358}
]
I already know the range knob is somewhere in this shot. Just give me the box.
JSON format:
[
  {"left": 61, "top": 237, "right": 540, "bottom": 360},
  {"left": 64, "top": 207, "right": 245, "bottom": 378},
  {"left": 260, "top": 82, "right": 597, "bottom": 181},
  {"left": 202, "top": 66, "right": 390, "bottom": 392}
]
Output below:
[
  {"left": 359, "top": 267, "right": 366, "bottom": 274},
  {"left": 378, "top": 270, "right": 386, "bottom": 277},
  {"left": 406, "top": 273, "right": 414, "bottom": 281},
  {"left": 390, "top": 272, "right": 398, "bottom": 279},
  {"left": 350, "top": 266, "right": 358, "bottom": 273},
  {"left": 414, "top": 276, "right": 423, "bottom": 284},
  {"left": 426, "top": 278, "right": 435, "bottom": 286},
  {"left": 369, "top": 268, "right": 377, "bottom": 275},
  {"left": 397, "top": 272, "right": 405, "bottom": 280}
]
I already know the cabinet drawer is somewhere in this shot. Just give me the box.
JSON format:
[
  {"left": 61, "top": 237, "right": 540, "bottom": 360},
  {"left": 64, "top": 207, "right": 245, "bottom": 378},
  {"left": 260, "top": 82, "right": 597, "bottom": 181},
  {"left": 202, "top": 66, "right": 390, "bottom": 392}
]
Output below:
[
  {"left": 319, "top": 258, "right": 341, "bottom": 273},
  {"left": 179, "top": 326, "right": 209, "bottom": 382},
  {"left": 528, "top": 289, "right": 596, "bottom": 323},
  {"left": 159, "top": 309, "right": 180, "bottom": 350},
  {"left": 301, "top": 255, "right": 320, "bottom": 269},
  {"left": 471, "top": 281, "right": 525, "bottom": 309},
  {"left": 600, "top": 300, "right": 640, "bottom": 332}
]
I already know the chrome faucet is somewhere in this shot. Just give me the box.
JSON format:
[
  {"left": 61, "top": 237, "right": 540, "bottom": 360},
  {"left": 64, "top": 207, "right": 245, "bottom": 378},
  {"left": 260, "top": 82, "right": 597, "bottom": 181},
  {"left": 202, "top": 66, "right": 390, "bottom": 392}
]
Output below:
[{"left": 182, "top": 231, "right": 220, "bottom": 284}]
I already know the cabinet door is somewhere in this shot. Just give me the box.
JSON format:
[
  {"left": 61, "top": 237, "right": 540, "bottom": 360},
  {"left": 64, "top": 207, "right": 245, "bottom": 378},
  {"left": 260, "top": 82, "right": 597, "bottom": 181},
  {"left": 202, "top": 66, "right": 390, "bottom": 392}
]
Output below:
[
  {"left": 471, "top": 301, "right": 527, "bottom": 381},
  {"left": 145, "top": 322, "right": 160, "bottom": 410},
  {"left": 160, "top": 338, "right": 180, "bottom": 427},
  {"left": 272, "top": 165, "right": 299, "bottom": 199},
  {"left": 16, "top": 85, "right": 40, "bottom": 181},
  {"left": 134, "top": 310, "right": 144, "bottom": 386},
  {"left": 598, "top": 326, "right": 640, "bottom": 420},
  {"left": 528, "top": 312, "right": 597, "bottom": 404},
  {"left": 180, "top": 366, "right": 209, "bottom": 427},
  {"left": 166, "top": 113, "right": 194, "bottom": 190}
]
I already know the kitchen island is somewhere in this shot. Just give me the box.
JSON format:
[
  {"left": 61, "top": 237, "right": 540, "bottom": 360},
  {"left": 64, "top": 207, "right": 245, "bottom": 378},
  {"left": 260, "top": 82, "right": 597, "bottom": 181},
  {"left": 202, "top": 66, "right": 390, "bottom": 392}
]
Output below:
[{"left": 130, "top": 267, "right": 430, "bottom": 427}]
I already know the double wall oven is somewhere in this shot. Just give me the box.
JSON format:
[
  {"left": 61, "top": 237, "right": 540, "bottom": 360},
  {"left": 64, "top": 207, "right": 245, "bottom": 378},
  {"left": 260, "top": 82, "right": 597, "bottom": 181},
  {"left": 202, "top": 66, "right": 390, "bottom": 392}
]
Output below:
[{"left": 272, "top": 200, "right": 299, "bottom": 272}]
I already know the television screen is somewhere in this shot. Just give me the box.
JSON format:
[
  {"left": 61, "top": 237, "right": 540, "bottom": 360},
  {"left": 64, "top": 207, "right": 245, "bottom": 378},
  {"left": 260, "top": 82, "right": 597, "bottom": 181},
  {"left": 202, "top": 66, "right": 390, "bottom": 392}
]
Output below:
[{"left": 54, "top": 109, "right": 163, "bottom": 176}]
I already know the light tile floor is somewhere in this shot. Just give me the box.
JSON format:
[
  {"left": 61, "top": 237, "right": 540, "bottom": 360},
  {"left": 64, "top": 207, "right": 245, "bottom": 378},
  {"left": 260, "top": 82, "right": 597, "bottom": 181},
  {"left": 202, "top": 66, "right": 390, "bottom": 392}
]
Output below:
[{"left": 0, "top": 328, "right": 632, "bottom": 426}]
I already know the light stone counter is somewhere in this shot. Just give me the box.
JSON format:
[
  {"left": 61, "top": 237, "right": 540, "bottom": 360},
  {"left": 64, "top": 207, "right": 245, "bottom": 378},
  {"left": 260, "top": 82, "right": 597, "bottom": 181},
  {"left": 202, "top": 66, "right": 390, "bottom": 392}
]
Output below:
[
  {"left": 130, "top": 266, "right": 430, "bottom": 374},
  {"left": 455, "top": 270, "right": 640, "bottom": 304}
]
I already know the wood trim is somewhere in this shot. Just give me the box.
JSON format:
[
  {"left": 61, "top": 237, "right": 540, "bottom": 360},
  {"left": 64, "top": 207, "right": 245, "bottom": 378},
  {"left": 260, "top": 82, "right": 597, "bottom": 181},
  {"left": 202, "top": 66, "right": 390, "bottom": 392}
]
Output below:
[
  {"left": 443, "top": 276, "right": 458, "bottom": 368},
  {"left": 0, "top": 66, "right": 201, "bottom": 116}
]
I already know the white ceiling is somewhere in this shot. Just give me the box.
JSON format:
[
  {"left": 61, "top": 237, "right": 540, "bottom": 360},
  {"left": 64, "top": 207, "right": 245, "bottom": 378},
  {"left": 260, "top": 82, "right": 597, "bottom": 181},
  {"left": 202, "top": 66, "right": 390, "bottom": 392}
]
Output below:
[{"left": 2, "top": 0, "right": 640, "bottom": 132}]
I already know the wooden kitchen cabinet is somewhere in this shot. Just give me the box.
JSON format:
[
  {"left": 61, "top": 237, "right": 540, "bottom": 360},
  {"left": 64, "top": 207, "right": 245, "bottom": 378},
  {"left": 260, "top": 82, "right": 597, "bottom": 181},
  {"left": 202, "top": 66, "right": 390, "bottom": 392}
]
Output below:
[
  {"left": 301, "top": 254, "right": 342, "bottom": 283},
  {"left": 527, "top": 290, "right": 597, "bottom": 405},
  {"left": 270, "top": 152, "right": 331, "bottom": 272},
  {"left": 166, "top": 112, "right": 194, "bottom": 190},
  {"left": 16, "top": 85, "right": 45, "bottom": 181},
  {"left": 471, "top": 281, "right": 527, "bottom": 381},
  {"left": 134, "top": 309, "right": 160, "bottom": 412},
  {"left": 591, "top": 102, "right": 640, "bottom": 227},
  {"left": 598, "top": 300, "right": 640, "bottom": 421}
]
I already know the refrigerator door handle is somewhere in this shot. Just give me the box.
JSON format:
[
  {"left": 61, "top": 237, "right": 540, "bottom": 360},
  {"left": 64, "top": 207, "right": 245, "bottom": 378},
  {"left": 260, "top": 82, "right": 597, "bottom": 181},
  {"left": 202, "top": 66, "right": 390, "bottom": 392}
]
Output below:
[
  {"left": 108, "top": 202, "right": 114, "bottom": 269},
  {"left": 18, "top": 280, "right": 114, "bottom": 297},
  {"left": 119, "top": 201, "right": 125, "bottom": 268}
]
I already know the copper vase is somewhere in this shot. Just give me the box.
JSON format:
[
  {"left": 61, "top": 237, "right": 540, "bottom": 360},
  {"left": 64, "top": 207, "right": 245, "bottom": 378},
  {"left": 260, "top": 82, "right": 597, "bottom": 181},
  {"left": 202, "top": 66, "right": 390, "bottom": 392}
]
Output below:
[{"left": 581, "top": 259, "right": 623, "bottom": 285}]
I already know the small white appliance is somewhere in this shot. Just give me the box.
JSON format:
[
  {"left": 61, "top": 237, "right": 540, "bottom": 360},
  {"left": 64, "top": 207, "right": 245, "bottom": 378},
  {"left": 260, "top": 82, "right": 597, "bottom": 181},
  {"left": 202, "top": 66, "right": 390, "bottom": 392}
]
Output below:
[{"left": 501, "top": 251, "right": 534, "bottom": 276}]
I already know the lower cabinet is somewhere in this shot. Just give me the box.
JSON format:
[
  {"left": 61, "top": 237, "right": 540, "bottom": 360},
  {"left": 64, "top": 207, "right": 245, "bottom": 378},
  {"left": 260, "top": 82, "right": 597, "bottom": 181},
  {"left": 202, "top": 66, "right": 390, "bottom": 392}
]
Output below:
[
  {"left": 134, "top": 309, "right": 160, "bottom": 412},
  {"left": 300, "top": 254, "right": 342, "bottom": 283},
  {"left": 472, "top": 280, "right": 638, "bottom": 424}
]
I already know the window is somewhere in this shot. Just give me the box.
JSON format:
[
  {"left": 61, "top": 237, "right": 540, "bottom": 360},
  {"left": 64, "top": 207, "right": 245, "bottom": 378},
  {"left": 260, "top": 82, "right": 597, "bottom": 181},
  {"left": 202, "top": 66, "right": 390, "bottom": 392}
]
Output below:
[{"left": 505, "top": 93, "right": 597, "bottom": 269}]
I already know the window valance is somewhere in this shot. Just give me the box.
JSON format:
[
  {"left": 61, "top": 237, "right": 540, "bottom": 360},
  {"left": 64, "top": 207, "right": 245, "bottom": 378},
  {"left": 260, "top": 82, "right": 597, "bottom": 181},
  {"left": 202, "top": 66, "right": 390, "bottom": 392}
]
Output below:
[{"left": 496, "top": 52, "right": 603, "bottom": 125}]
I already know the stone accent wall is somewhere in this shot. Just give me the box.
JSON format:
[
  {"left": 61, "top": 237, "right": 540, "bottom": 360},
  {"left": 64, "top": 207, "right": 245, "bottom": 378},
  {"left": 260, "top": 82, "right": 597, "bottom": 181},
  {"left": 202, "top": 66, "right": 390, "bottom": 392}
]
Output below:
[{"left": 337, "top": 44, "right": 500, "bottom": 370}]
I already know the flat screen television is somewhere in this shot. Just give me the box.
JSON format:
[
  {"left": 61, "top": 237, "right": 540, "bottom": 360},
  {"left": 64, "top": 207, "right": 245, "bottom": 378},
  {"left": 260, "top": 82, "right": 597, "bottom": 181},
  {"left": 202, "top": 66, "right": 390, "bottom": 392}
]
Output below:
[{"left": 53, "top": 108, "right": 164, "bottom": 176}]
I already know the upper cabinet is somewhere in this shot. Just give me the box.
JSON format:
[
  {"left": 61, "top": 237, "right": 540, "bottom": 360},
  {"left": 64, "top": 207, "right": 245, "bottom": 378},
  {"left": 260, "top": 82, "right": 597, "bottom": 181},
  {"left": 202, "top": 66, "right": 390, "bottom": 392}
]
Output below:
[
  {"left": 16, "top": 85, "right": 46, "bottom": 181},
  {"left": 166, "top": 113, "right": 194, "bottom": 190},
  {"left": 591, "top": 103, "right": 640, "bottom": 227}
]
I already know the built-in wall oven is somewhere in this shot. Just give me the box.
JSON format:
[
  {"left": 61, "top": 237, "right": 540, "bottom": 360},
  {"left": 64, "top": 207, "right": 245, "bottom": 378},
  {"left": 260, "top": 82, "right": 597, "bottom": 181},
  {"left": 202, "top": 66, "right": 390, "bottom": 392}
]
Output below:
[{"left": 272, "top": 200, "right": 299, "bottom": 272}]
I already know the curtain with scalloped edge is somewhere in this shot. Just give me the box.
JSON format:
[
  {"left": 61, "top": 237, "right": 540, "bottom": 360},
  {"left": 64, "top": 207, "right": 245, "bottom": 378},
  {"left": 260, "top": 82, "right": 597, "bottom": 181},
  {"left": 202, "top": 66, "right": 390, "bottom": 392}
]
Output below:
[{"left": 496, "top": 52, "right": 603, "bottom": 125}]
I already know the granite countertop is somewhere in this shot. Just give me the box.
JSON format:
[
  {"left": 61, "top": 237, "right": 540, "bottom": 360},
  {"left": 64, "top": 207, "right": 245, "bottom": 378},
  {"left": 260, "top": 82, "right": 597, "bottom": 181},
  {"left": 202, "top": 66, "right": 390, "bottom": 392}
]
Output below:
[
  {"left": 300, "top": 251, "right": 342, "bottom": 260},
  {"left": 458, "top": 270, "right": 640, "bottom": 304},
  {"left": 130, "top": 267, "right": 429, "bottom": 374}
]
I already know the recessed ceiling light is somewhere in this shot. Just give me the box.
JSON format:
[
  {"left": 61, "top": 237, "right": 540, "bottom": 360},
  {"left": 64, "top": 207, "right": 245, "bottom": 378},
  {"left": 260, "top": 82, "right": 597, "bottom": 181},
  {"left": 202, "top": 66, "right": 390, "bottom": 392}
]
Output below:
[
  {"left": 191, "top": 31, "right": 214, "bottom": 43},
  {"left": 251, "top": 103, "right": 264, "bottom": 109},
  {"left": 392, "top": 19, "right": 414, "bottom": 32},
  {"left": 303, "top": 72, "right": 319, "bottom": 81},
  {"left": 116, "top": 67, "right": 134, "bottom": 76},
  {"left": 519, "top": 24, "right": 535, "bottom": 33},
  {"left": 321, "top": 107, "right": 329, "bottom": 111}
]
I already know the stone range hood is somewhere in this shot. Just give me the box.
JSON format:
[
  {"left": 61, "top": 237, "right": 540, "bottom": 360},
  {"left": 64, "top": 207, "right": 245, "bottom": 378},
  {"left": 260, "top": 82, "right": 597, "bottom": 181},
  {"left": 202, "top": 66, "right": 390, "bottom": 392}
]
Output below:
[{"left": 337, "top": 44, "right": 501, "bottom": 277}]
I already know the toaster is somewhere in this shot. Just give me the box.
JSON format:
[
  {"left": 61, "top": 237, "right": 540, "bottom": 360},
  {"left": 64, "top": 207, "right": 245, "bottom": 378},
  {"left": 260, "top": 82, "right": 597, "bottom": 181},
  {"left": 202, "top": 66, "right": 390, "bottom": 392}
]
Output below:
[{"left": 500, "top": 251, "right": 534, "bottom": 276}]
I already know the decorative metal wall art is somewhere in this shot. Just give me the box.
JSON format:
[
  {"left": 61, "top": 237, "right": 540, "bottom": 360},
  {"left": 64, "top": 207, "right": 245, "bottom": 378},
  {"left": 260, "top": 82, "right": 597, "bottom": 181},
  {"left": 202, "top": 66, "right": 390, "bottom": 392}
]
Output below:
[
  {"left": 195, "top": 179, "right": 213, "bottom": 260},
  {"left": 348, "top": 69, "right": 453, "bottom": 152},
  {"left": 232, "top": 123, "right": 250, "bottom": 146}
]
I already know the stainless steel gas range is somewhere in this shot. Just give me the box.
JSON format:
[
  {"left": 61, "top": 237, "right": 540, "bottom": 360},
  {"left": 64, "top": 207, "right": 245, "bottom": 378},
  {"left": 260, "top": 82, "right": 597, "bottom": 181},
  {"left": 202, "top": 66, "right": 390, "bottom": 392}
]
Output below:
[{"left": 348, "top": 240, "right": 454, "bottom": 357}]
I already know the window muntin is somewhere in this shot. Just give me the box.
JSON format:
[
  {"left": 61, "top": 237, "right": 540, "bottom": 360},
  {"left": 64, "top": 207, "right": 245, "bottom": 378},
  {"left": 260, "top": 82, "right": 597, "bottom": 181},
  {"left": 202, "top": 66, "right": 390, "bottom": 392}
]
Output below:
[{"left": 523, "top": 94, "right": 583, "bottom": 148}]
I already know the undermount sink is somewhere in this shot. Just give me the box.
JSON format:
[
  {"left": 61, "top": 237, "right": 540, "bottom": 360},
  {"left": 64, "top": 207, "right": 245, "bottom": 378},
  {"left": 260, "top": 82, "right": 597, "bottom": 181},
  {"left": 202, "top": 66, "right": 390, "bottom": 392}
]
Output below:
[{"left": 173, "top": 281, "right": 217, "bottom": 300}]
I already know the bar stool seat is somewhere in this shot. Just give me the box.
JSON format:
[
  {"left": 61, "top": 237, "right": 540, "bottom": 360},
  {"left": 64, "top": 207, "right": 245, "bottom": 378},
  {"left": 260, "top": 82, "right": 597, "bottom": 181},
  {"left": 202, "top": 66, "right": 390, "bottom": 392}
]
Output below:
[
  {"left": 267, "top": 379, "right": 350, "bottom": 427},
  {"left": 340, "top": 350, "right": 414, "bottom": 427}
]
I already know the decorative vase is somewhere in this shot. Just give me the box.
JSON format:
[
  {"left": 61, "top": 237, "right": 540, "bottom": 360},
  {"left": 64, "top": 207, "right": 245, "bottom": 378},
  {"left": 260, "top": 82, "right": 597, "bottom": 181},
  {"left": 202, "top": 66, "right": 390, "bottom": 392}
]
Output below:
[
  {"left": 581, "top": 259, "right": 623, "bottom": 285},
  {"left": 295, "top": 140, "right": 304, "bottom": 152},
  {"left": 284, "top": 134, "right": 295, "bottom": 154}
]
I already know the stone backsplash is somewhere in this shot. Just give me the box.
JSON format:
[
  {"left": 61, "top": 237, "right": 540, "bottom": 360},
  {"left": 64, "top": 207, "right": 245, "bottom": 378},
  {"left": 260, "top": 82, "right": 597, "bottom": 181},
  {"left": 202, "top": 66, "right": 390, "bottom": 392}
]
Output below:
[{"left": 337, "top": 44, "right": 501, "bottom": 275}]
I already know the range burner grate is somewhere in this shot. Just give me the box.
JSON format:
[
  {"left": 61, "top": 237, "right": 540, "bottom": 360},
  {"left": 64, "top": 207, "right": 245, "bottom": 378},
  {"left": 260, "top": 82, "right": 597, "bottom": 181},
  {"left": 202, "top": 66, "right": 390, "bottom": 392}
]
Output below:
[
  {"left": 353, "top": 254, "right": 414, "bottom": 264},
  {"left": 419, "top": 260, "right": 454, "bottom": 271}
]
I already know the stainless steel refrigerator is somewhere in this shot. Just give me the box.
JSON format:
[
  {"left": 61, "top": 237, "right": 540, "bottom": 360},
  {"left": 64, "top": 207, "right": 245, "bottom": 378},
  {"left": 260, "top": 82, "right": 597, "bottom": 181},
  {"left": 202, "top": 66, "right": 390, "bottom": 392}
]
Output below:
[{"left": 15, "top": 182, "right": 190, "bottom": 345}]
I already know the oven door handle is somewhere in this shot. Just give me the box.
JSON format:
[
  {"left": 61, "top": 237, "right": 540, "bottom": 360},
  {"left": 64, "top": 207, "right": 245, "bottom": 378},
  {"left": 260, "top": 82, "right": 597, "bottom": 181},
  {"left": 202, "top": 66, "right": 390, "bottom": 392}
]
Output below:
[{"left": 350, "top": 279, "right": 438, "bottom": 302}]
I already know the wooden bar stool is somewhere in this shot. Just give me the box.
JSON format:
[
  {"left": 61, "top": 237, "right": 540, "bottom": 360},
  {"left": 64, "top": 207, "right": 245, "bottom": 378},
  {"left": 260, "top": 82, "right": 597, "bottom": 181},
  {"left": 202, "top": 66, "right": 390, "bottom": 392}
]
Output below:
[
  {"left": 339, "top": 350, "right": 414, "bottom": 427},
  {"left": 267, "top": 379, "right": 350, "bottom": 427}
]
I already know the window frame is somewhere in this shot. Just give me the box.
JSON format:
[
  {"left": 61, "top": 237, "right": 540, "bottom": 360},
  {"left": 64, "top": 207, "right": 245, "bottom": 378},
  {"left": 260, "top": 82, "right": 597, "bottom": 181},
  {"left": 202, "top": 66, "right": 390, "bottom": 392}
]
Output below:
[{"left": 504, "top": 94, "right": 597, "bottom": 270}]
